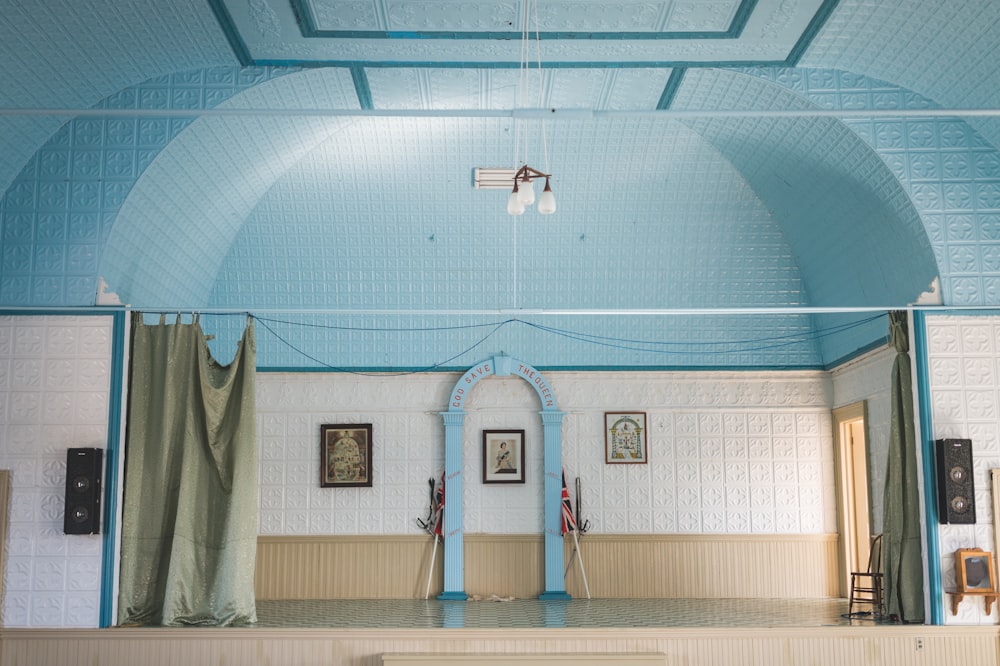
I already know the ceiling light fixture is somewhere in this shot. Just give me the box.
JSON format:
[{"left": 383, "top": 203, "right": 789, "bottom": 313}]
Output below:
[{"left": 506, "top": 0, "right": 555, "bottom": 216}]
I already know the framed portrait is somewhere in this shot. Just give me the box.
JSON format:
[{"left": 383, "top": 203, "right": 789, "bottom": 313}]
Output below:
[
  {"left": 956, "top": 548, "right": 995, "bottom": 592},
  {"left": 605, "top": 412, "right": 648, "bottom": 464},
  {"left": 483, "top": 430, "right": 525, "bottom": 484},
  {"left": 320, "top": 423, "right": 373, "bottom": 488}
]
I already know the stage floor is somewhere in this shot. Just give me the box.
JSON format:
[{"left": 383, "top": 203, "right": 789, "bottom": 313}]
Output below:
[{"left": 254, "top": 597, "right": 883, "bottom": 629}]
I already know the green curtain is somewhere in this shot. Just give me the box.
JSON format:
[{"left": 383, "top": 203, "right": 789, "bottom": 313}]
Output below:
[
  {"left": 882, "top": 310, "right": 925, "bottom": 623},
  {"left": 117, "top": 313, "right": 258, "bottom": 626}
]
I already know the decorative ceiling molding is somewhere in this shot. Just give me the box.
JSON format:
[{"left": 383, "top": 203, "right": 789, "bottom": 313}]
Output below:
[{"left": 212, "top": 0, "right": 834, "bottom": 66}]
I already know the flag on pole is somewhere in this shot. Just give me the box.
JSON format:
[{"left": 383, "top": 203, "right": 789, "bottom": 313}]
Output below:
[
  {"left": 561, "top": 469, "right": 577, "bottom": 535},
  {"left": 425, "top": 472, "right": 445, "bottom": 599},
  {"left": 433, "top": 472, "right": 445, "bottom": 538}
]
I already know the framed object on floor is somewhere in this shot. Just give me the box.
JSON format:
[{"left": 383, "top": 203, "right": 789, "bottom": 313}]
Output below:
[
  {"left": 320, "top": 423, "right": 373, "bottom": 488},
  {"left": 483, "top": 429, "right": 525, "bottom": 484},
  {"left": 605, "top": 412, "right": 648, "bottom": 464}
]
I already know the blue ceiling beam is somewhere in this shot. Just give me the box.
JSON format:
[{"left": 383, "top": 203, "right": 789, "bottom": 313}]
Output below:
[
  {"left": 788, "top": 0, "right": 842, "bottom": 65},
  {"left": 657, "top": 69, "right": 687, "bottom": 110},
  {"left": 205, "top": 0, "right": 253, "bottom": 66},
  {"left": 291, "top": 0, "right": 759, "bottom": 41},
  {"left": 350, "top": 65, "right": 374, "bottom": 110}
]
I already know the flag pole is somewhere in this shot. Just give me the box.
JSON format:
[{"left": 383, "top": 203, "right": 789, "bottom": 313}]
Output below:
[
  {"left": 570, "top": 529, "right": 590, "bottom": 599},
  {"left": 424, "top": 533, "right": 439, "bottom": 600},
  {"left": 564, "top": 547, "right": 577, "bottom": 578},
  {"left": 560, "top": 468, "right": 590, "bottom": 599}
]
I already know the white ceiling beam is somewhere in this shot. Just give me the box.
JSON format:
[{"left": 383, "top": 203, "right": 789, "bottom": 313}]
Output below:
[{"left": 3, "top": 107, "right": 1000, "bottom": 119}]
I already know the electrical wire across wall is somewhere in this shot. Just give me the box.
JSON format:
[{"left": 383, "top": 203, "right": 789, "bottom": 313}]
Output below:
[
  {"left": 241, "top": 312, "right": 889, "bottom": 376},
  {"left": 518, "top": 313, "right": 887, "bottom": 354},
  {"left": 251, "top": 315, "right": 512, "bottom": 376}
]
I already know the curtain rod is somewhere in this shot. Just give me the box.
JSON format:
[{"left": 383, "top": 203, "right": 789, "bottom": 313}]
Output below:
[
  {"left": 0, "top": 305, "right": 994, "bottom": 316},
  {"left": 1, "top": 107, "right": 1000, "bottom": 120}
]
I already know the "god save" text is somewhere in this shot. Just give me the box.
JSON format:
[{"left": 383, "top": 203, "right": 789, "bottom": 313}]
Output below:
[{"left": 450, "top": 363, "right": 492, "bottom": 408}]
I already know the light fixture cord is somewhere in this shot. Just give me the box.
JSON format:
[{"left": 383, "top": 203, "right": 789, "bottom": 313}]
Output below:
[
  {"left": 532, "top": 0, "right": 550, "bottom": 174},
  {"left": 520, "top": 0, "right": 533, "bottom": 169},
  {"left": 513, "top": 215, "right": 518, "bottom": 308}
]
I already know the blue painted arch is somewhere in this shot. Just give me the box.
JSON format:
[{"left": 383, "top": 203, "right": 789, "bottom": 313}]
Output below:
[{"left": 439, "top": 355, "right": 568, "bottom": 600}]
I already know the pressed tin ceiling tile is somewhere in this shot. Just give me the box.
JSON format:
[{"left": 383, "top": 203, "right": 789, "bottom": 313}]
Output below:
[{"left": 2, "top": 0, "right": 1000, "bottom": 369}]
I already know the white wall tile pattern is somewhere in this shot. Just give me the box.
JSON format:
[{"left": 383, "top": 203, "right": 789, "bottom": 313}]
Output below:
[
  {"left": 257, "top": 368, "right": 836, "bottom": 538},
  {"left": 829, "top": 346, "right": 895, "bottom": 536},
  {"left": 925, "top": 314, "right": 1000, "bottom": 625},
  {"left": 0, "top": 315, "right": 113, "bottom": 628}
]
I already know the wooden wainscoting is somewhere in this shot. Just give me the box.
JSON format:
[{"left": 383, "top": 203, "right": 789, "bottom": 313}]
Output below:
[
  {"left": 254, "top": 535, "right": 437, "bottom": 599},
  {"left": 255, "top": 533, "right": 838, "bottom": 600},
  {"left": 563, "top": 533, "right": 839, "bottom": 598}
]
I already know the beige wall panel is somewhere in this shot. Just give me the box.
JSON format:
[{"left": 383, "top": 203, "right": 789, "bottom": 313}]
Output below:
[
  {"left": 2, "top": 627, "right": 997, "bottom": 666},
  {"left": 563, "top": 534, "right": 839, "bottom": 598},
  {"left": 464, "top": 535, "right": 545, "bottom": 598},
  {"left": 255, "top": 535, "right": 440, "bottom": 599},
  {"left": 257, "top": 533, "right": 838, "bottom": 600}
]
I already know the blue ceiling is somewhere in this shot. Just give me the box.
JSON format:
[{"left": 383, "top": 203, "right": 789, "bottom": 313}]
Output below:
[{"left": 1, "top": 0, "right": 999, "bottom": 369}]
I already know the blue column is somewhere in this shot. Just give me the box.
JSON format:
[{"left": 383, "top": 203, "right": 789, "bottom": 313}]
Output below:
[
  {"left": 439, "top": 411, "right": 468, "bottom": 600},
  {"left": 100, "top": 310, "right": 127, "bottom": 628},
  {"left": 539, "top": 410, "right": 569, "bottom": 600},
  {"left": 913, "top": 310, "right": 942, "bottom": 625}
]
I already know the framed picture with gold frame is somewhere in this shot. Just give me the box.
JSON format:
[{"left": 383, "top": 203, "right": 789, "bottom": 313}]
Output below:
[
  {"left": 956, "top": 548, "right": 995, "bottom": 592},
  {"left": 605, "top": 412, "right": 648, "bottom": 464},
  {"left": 320, "top": 424, "right": 373, "bottom": 488}
]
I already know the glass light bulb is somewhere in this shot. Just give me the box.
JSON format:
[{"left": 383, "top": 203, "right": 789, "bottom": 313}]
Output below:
[
  {"left": 537, "top": 179, "right": 556, "bottom": 214},
  {"left": 507, "top": 191, "right": 525, "bottom": 215},
  {"left": 517, "top": 177, "right": 535, "bottom": 205}
]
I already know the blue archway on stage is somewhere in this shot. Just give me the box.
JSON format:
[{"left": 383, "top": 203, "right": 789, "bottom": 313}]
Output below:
[{"left": 439, "top": 355, "right": 568, "bottom": 600}]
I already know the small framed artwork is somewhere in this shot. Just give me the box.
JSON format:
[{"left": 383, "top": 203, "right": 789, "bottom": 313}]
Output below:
[
  {"left": 956, "top": 548, "right": 996, "bottom": 592},
  {"left": 320, "top": 424, "right": 373, "bottom": 488},
  {"left": 605, "top": 412, "right": 648, "bottom": 464},
  {"left": 483, "top": 430, "right": 525, "bottom": 484}
]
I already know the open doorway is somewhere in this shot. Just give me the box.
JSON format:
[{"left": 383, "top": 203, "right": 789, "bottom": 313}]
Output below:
[{"left": 833, "top": 402, "right": 871, "bottom": 597}]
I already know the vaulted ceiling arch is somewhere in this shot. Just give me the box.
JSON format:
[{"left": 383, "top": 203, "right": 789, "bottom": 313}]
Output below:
[
  {"left": 100, "top": 67, "right": 361, "bottom": 306},
  {"left": 675, "top": 67, "right": 938, "bottom": 308}
]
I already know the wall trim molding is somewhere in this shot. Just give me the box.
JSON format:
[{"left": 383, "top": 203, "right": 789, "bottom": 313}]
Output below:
[{"left": 257, "top": 533, "right": 837, "bottom": 544}]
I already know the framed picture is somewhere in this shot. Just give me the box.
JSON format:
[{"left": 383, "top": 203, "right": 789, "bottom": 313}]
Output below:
[
  {"left": 956, "top": 548, "right": 995, "bottom": 592},
  {"left": 320, "top": 424, "right": 373, "bottom": 488},
  {"left": 605, "top": 412, "right": 648, "bottom": 464},
  {"left": 483, "top": 430, "right": 525, "bottom": 484}
]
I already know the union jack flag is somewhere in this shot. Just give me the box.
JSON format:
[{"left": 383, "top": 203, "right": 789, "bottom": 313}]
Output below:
[
  {"left": 561, "top": 469, "right": 577, "bottom": 535},
  {"left": 432, "top": 472, "right": 445, "bottom": 538}
]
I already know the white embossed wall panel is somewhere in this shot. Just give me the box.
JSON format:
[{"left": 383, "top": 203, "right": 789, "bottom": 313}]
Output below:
[
  {"left": 925, "top": 314, "right": 1000, "bottom": 625},
  {"left": 830, "top": 347, "right": 895, "bottom": 536},
  {"left": 0, "top": 315, "right": 113, "bottom": 628},
  {"left": 257, "top": 369, "right": 836, "bottom": 538}
]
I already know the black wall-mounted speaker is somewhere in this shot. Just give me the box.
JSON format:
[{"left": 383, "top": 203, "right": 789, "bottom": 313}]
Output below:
[
  {"left": 63, "top": 448, "right": 103, "bottom": 535},
  {"left": 936, "top": 438, "right": 976, "bottom": 524}
]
